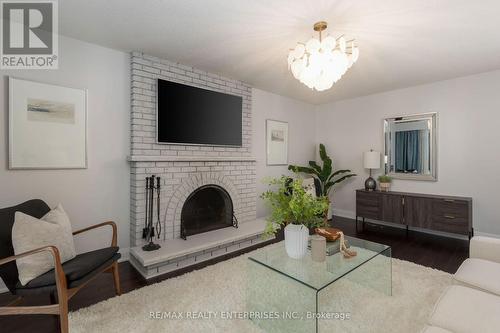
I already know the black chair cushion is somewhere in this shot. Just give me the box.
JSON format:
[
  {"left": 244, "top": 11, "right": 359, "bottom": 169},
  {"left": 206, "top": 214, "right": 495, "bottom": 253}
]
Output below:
[
  {"left": 0, "top": 200, "right": 51, "bottom": 292},
  {"left": 15, "top": 247, "right": 120, "bottom": 293}
]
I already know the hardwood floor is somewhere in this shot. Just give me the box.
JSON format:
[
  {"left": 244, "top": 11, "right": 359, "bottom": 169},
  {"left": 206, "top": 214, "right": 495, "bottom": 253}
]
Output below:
[
  {"left": 334, "top": 216, "right": 469, "bottom": 273},
  {"left": 0, "top": 216, "right": 469, "bottom": 333}
]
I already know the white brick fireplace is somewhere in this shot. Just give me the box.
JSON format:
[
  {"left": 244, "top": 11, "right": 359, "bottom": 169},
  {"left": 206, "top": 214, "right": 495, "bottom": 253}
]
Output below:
[
  {"left": 129, "top": 156, "right": 258, "bottom": 244},
  {"left": 128, "top": 52, "right": 268, "bottom": 278}
]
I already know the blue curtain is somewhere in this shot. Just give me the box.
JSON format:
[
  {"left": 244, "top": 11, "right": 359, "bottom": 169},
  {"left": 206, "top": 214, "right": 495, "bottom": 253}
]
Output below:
[{"left": 395, "top": 130, "right": 420, "bottom": 172}]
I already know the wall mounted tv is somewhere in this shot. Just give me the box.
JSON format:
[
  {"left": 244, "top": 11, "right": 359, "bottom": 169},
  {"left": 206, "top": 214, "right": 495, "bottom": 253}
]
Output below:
[{"left": 157, "top": 79, "right": 243, "bottom": 146}]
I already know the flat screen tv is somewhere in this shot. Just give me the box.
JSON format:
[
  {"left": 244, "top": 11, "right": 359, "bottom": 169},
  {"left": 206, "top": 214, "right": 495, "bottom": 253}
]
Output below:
[{"left": 157, "top": 79, "right": 243, "bottom": 146}]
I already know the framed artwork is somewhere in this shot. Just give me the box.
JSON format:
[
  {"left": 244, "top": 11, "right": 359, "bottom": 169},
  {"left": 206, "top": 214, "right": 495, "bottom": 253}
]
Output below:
[
  {"left": 9, "top": 77, "right": 88, "bottom": 169},
  {"left": 266, "top": 119, "right": 288, "bottom": 165}
]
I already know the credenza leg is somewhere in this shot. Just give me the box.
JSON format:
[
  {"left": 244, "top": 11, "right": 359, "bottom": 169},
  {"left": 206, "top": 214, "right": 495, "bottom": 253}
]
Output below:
[
  {"left": 468, "top": 228, "right": 474, "bottom": 240},
  {"left": 362, "top": 217, "right": 365, "bottom": 232}
]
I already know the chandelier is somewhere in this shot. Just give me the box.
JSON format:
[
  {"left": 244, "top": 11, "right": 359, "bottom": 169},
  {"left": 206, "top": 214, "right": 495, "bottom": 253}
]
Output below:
[{"left": 288, "top": 21, "right": 359, "bottom": 91}]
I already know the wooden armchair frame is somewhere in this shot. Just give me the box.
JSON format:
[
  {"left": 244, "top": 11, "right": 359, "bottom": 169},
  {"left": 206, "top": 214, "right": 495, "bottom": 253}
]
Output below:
[{"left": 0, "top": 221, "right": 121, "bottom": 333}]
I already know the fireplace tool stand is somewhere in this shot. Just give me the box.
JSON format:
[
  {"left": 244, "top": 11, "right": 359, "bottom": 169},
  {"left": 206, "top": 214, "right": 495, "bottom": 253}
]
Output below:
[{"left": 142, "top": 175, "right": 162, "bottom": 251}]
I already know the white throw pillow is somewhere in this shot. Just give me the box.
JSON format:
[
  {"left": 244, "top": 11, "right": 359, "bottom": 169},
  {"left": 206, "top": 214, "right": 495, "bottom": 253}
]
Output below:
[{"left": 13, "top": 204, "right": 76, "bottom": 285}]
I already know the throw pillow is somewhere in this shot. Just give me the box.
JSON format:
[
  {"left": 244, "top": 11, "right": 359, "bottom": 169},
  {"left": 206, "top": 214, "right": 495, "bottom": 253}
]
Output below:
[{"left": 13, "top": 204, "right": 76, "bottom": 285}]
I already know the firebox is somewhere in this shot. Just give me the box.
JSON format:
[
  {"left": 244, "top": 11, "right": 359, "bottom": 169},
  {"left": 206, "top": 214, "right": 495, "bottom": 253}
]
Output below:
[{"left": 180, "top": 184, "right": 237, "bottom": 239}]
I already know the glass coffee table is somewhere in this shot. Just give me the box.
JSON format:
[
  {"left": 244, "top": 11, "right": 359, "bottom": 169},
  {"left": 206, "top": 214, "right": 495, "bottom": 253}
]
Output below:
[{"left": 246, "top": 236, "right": 391, "bottom": 333}]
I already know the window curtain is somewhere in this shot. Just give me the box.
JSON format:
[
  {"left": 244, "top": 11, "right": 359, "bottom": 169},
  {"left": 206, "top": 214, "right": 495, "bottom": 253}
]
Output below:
[
  {"left": 395, "top": 130, "right": 420, "bottom": 172},
  {"left": 419, "top": 129, "right": 430, "bottom": 174}
]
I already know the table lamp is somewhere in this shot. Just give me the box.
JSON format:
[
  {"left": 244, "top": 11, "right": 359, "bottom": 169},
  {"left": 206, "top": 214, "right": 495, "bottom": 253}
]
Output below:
[{"left": 363, "top": 150, "right": 380, "bottom": 191}]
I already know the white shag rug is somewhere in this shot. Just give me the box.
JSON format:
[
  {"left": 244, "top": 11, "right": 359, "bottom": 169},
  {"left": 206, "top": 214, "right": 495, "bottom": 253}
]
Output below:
[{"left": 69, "top": 243, "right": 452, "bottom": 333}]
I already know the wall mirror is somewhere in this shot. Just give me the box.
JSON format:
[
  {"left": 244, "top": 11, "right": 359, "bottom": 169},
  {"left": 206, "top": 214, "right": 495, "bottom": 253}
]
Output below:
[{"left": 384, "top": 112, "right": 437, "bottom": 181}]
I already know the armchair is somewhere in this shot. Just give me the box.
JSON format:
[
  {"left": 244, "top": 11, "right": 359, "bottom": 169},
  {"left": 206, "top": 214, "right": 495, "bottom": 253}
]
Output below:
[
  {"left": 454, "top": 236, "right": 500, "bottom": 296},
  {"left": 0, "top": 199, "right": 122, "bottom": 333},
  {"left": 424, "top": 236, "right": 500, "bottom": 332},
  {"left": 469, "top": 236, "right": 500, "bottom": 263}
]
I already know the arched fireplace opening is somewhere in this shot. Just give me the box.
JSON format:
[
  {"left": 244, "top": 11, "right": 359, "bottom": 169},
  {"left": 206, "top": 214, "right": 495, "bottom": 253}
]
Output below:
[{"left": 180, "top": 184, "right": 237, "bottom": 239}]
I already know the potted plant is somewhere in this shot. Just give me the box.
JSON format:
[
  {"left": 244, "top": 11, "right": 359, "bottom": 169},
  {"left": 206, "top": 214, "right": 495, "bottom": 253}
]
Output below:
[
  {"left": 378, "top": 175, "right": 392, "bottom": 192},
  {"left": 261, "top": 176, "right": 329, "bottom": 259},
  {"left": 288, "top": 144, "right": 356, "bottom": 220}
]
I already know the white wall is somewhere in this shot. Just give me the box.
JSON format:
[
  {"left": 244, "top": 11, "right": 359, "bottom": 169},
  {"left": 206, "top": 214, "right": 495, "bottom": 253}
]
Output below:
[
  {"left": 0, "top": 36, "right": 130, "bottom": 281},
  {"left": 252, "top": 88, "right": 317, "bottom": 217},
  {"left": 316, "top": 70, "right": 500, "bottom": 236}
]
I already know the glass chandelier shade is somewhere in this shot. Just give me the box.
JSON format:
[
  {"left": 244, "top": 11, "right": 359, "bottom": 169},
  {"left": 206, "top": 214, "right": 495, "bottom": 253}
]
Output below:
[{"left": 288, "top": 21, "right": 359, "bottom": 91}]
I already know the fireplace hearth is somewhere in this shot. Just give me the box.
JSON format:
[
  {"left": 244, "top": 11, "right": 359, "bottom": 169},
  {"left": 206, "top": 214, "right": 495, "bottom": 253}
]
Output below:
[{"left": 180, "top": 184, "right": 237, "bottom": 239}]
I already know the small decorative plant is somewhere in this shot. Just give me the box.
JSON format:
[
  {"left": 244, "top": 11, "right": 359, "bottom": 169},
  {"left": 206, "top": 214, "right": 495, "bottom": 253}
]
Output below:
[
  {"left": 260, "top": 176, "right": 329, "bottom": 238},
  {"left": 377, "top": 175, "right": 392, "bottom": 183},
  {"left": 378, "top": 175, "right": 392, "bottom": 192}
]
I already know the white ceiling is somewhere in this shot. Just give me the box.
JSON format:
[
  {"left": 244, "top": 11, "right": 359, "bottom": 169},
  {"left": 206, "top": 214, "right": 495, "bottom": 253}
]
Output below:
[{"left": 59, "top": 0, "right": 500, "bottom": 104}]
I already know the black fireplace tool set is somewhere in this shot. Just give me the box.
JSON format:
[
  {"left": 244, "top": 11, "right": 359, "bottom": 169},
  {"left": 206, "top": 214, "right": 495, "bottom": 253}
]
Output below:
[{"left": 142, "top": 175, "right": 162, "bottom": 251}]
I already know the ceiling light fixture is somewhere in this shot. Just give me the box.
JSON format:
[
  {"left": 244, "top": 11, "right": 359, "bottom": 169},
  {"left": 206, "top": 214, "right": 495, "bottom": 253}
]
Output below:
[{"left": 288, "top": 21, "right": 359, "bottom": 91}]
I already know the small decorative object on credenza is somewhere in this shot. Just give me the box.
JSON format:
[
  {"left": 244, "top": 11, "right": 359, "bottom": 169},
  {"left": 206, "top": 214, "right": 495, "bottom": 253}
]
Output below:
[
  {"left": 378, "top": 175, "right": 392, "bottom": 192},
  {"left": 261, "top": 176, "right": 329, "bottom": 259},
  {"left": 142, "top": 175, "right": 162, "bottom": 251},
  {"left": 363, "top": 150, "right": 380, "bottom": 191}
]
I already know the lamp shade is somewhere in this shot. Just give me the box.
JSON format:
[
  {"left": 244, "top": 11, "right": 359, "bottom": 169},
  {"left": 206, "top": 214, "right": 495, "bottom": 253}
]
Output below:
[{"left": 363, "top": 151, "right": 380, "bottom": 169}]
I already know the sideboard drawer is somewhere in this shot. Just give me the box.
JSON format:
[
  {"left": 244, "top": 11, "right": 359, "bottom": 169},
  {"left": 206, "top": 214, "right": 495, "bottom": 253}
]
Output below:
[
  {"left": 357, "top": 205, "right": 381, "bottom": 219},
  {"left": 432, "top": 199, "right": 469, "bottom": 218},
  {"left": 356, "top": 191, "right": 381, "bottom": 219},
  {"left": 431, "top": 214, "right": 469, "bottom": 234}
]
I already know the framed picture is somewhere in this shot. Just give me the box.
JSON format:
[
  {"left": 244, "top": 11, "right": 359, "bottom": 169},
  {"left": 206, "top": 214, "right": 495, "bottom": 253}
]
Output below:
[
  {"left": 266, "top": 119, "right": 288, "bottom": 165},
  {"left": 9, "top": 77, "right": 88, "bottom": 169}
]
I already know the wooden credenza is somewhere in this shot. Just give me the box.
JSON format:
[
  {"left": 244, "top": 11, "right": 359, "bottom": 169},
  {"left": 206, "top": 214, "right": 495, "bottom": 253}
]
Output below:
[{"left": 355, "top": 189, "right": 473, "bottom": 238}]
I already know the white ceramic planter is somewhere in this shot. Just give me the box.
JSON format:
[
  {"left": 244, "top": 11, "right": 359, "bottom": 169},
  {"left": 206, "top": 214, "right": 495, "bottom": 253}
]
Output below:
[{"left": 284, "top": 224, "right": 309, "bottom": 259}]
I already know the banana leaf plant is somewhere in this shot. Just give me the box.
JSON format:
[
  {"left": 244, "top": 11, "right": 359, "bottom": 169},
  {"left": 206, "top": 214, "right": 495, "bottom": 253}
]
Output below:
[{"left": 288, "top": 144, "right": 356, "bottom": 198}]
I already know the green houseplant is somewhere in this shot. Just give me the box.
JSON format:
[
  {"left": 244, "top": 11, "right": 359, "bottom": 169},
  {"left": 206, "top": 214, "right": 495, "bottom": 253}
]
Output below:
[
  {"left": 288, "top": 144, "right": 356, "bottom": 217},
  {"left": 261, "top": 176, "right": 329, "bottom": 258},
  {"left": 378, "top": 175, "right": 392, "bottom": 192}
]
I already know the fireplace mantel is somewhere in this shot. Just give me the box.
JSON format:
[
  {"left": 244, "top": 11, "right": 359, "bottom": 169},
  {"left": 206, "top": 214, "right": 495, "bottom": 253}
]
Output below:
[{"left": 127, "top": 155, "right": 257, "bottom": 163}]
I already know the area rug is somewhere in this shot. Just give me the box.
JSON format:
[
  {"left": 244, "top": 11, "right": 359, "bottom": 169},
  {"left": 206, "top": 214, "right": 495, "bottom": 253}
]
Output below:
[{"left": 69, "top": 243, "right": 452, "bottom": 333}]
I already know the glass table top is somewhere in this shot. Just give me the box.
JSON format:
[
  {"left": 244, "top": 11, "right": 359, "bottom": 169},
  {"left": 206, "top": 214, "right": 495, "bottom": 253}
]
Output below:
[{"left": 248, "top": 236, "right": 391, "bottom": 291}]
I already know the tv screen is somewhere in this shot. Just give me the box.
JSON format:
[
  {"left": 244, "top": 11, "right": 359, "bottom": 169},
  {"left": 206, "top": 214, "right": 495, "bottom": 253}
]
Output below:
[{"left": 157, "top": 79, "right": 243, "bottom": 146}]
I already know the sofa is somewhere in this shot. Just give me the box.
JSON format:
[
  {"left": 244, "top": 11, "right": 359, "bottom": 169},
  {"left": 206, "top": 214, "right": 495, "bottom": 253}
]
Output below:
[{"left": 423, "top": 236, "right": 500, "bottom": 333}]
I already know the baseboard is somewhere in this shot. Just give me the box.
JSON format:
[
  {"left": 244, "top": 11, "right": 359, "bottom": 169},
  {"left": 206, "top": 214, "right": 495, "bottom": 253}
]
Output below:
[
  {"left": 475, "top": 231, "right": 500, "bottom": 239},
  {"left": 332, "top": 208, "right": 356, "bottom": 219}
]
